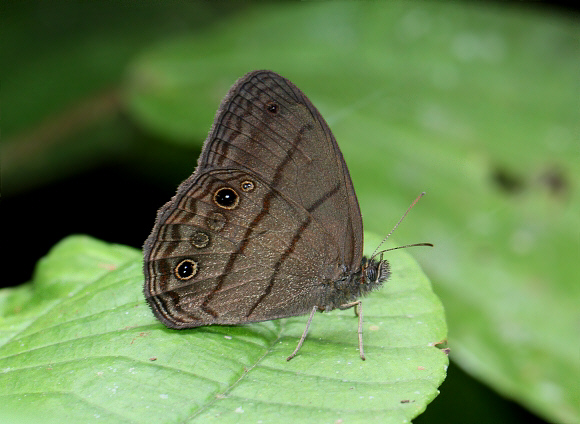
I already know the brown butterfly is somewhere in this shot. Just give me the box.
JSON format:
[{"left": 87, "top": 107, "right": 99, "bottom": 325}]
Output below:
[{"left": 143, "top": 70, "right": 429, "bottom": 360}]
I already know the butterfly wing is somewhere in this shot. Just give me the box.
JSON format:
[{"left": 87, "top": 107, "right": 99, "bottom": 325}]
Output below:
[{"left": 144, "top": 71, "right": 363, "bottom": 327}]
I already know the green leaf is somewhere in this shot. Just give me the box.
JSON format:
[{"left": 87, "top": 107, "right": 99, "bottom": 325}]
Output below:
[
  {"left": 0, "top": 235, "right": 447, "bottom": 423},
  {"left": 123, "top": 2, "right": 579, "bottom": 422}
]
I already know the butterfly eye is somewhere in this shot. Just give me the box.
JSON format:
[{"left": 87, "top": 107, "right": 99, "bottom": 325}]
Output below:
[
  {"left": 175, "top": 259, "right": 198, "bottom": 280},
  {"left": 265, "top": 102, "right": 279, "bottom": 114},
  {"left": 213, "top": 187, "right": 239, "bottom": 209},
  {"left": 365, "top": 266, "right": 377, "bottom": 283},
  {"left": 240, "top": 180, "right": 255, "bottom": 192}
]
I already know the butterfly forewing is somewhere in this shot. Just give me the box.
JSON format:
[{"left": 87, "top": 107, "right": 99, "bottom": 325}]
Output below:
[{"left": 201, "top": 72, "right": 363, "bottom": 268}]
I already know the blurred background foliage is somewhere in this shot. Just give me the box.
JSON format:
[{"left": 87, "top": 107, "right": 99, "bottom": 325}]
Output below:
[{"left": 2, "top": 1, "right": 578, "bottom": 423}]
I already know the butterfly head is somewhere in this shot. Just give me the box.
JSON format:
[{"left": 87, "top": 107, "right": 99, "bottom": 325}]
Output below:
[{"left": 361, "top": 254, "right": 390, "bottom": 291}]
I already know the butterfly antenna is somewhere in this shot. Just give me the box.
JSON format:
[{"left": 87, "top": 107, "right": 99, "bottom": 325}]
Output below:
[
  {"left": 370, "top": 192, "right": 427, "bottom": 260},
  {"left": 373, "top": 242, "right": 434, "bottom": 259}
]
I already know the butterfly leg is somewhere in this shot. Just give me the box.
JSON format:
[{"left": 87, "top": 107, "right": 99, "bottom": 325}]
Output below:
[
  {"left": 286, "top": 305, "right": 318, "bottom": 361},
  {"left": 338, "top": 300, "right": 365, "bottom": 360}
]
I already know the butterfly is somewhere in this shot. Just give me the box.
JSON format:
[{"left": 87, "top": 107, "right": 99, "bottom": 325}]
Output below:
[{"left": 143, "top": 70, "right": 429, "bottom": 360}]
